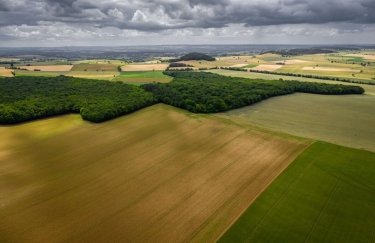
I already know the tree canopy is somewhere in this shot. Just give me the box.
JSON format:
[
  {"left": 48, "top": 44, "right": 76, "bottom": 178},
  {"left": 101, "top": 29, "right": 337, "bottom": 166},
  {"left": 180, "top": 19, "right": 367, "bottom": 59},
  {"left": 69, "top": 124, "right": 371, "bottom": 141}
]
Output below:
[
  {"left": 0, "top": 76, "right": 156, "bottom": 124},
  {"left": 143, "top": 71, "right": 364, "bottom": 113},
  {"left": 170, "top": 52, "right": 215, "bottom": 62}
]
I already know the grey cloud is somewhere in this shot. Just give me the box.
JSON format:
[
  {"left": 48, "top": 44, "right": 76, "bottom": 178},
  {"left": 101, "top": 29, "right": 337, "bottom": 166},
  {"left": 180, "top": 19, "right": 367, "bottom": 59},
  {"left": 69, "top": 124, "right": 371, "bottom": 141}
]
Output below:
[
  {"left": 0, "top": 0, "right": 10, "bottom": 11},
  {"left": 0, "top": 0, "right": 374, "bottom": 36}
]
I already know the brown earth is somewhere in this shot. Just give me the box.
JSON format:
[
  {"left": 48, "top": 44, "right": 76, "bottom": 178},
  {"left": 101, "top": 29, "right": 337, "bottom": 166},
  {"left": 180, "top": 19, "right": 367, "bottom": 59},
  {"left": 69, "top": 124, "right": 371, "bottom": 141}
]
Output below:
[{"left": 0, "top": 105, "right": 309, "bottom": 243}]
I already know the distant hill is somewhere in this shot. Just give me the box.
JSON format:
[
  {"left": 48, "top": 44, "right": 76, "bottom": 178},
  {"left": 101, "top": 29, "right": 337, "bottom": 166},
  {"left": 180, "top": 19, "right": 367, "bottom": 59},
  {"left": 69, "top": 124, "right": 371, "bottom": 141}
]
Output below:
[
  {"left": 171, "top": 52, "right": 215, "bottom": 62},
  {"left": 264, "top": 48, "right": 336, "bottom": 56}
]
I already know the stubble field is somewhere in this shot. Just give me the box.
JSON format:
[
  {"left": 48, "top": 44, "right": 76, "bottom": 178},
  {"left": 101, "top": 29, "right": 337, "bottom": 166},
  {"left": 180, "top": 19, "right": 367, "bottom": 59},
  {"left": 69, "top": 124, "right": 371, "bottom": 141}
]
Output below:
[{"left": 0, "top": 104, "right": 309, "bottom": 243}]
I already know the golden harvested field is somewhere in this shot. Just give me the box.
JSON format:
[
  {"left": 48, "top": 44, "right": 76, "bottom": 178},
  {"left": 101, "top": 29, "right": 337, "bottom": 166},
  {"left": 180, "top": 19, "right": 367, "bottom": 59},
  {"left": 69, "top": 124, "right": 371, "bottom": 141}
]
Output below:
[
  {"left": 0, "top": 67, "right": 13, "bottom": 77},
  {"left": 251, "top": 64, "right": 283, "bottom": 71},
  {"left": 67, "top": 71, "right": 119, "bottom": 80},
  {"left": 302, "top": 66, "right": 361, "bottom": 72},
  {"left": 346, "top": 54, "right": 375, "bottom": 60},
  {"left": 121, "top": 63, "right": 168, "bottom": 71},
  {"left": 0, "top": 105, "right": 308, "bottom": 243},
  {"left": 71, "top": 64, "right": 119, "bottom": 72},
  {"left": 277, "top": 59, "right": 309, "bottom": 65},
  {"left": 19, "top": 65, "right": 73, "bottom": 72},
  {"left": 230, "top": 63, "right": 249, "bottom": 68}
]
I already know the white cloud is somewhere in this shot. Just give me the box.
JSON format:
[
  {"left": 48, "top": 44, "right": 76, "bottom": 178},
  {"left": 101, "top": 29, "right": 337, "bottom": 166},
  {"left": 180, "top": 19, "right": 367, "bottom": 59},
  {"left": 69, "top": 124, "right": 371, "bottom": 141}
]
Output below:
[{"left": 131, "top": 10, "right": 148, "bottom": 23}]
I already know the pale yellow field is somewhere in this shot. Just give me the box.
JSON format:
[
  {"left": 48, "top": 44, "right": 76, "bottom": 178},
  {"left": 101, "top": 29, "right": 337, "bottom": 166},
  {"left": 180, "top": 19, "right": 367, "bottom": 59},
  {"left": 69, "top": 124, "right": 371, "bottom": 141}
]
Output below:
[
  {"left": 302, "top": 66, "right": 361, "bottom": 72},
  {"left": 19, "top": 65, "right": 73, "bottom": 72},
  {"left": 230, "top": 63, "right": 249, "bottom": 68},
  {"left": 67, "top": 71, "right": 119, "bottom": 80},
  {"left": 252, "top": 64, "right": 283, "bottom": 71},
  {"left": 0, "top": 67, "right": 13, "bottom": 77},
  {"left": 0, "top": 105, "right": 308, "bottom": 243},
  {"left": 180, "top": 55, "right": 264, "bottom": 69},
  {"left": 121, "top": 63, "right": 168, "bottom": 71},
  {"left": 346, "top": 54, "right": 375, "bottom": 60},
  {"left": 277, "top": 59, "right": 310, "bottom": 65}
]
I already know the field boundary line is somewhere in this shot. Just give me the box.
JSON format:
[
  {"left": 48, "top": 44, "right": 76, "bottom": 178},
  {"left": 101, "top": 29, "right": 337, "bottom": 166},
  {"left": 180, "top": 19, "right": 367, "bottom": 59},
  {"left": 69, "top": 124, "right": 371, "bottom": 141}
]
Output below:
[{"left": 214, "top": 142, "right": 312, "bottom": 242}]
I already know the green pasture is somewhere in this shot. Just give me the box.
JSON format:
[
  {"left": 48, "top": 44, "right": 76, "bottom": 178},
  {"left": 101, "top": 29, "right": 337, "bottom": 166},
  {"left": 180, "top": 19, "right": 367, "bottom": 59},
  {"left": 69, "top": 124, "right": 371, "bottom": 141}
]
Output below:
[{"left": 220, "top": 142, "right": 375, "bottom": 243}]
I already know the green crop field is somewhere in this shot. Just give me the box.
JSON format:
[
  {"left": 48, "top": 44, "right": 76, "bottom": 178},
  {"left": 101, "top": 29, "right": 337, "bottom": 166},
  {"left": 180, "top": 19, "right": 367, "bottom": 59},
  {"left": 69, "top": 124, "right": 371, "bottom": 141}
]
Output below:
[
  {"left": 71, "top": 63, "right": 119, "bottom": 72},
  {"left": 113, "top": 71, "right": 173, "bottom": 84},
  {"left": 219, "top": 142, "right": 375, "bottom": 243},
  {"left": 14, "top": 70, "right": 69, "bottom": 77},
  {"left": 218, "top": 93, "right": 375, "bottom": 152}
]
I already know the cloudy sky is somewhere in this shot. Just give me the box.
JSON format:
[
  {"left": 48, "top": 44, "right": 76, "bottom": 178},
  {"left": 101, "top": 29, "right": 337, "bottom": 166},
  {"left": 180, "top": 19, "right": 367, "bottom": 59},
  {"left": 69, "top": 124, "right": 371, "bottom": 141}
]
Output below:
[{"left": 0, "top": 0, "right": 374, "bottom": 47}]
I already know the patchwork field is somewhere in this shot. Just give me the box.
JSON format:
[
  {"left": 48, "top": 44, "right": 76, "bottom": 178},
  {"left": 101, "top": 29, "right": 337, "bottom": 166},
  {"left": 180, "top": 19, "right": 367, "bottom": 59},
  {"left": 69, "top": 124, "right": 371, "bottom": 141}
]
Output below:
[
  {"left": 277, "top": 59, "right": 309, "bottom": 65},
  {"left": 72, "top": 59, "right": 127, "bottom": 65},
  {"left": 217, "top": 93, "right": 375, "bottom": 152},
  {"left": 121, "top": 63, "right": 168, "bottom": 71},
  {"left": 67, "top": 71, "right": 119, "bottom": 80},
  {"left": 19, "top": 65, "right": 73, "bottom": 72},
  {"left": 346, "top": 53, "right": 375, "bottom": 60},
  {"left": 219, "top": 142, "right": 375, "bottom": 243},
  {"left": 71, "top": 64, "right": 119, "bottom": 72},
  {"left": 251, "top": 64, "right": 283, "bottom": 71},
  {"left": 113, "top": 71, "right": 172, "bottom": 84},
  {"left": 302, "top": 66, "right": 360, "bottom": 72},
  {"left": 14, "top": 70, "right": 68, "bottom": 77},
  {"left": 0, "top": 104, "right": 309, "bottom": 243},
  {"left": 0, "top": 67, "right": 13, "bottom": 77},
  {"left": 207, "top": 69, "right": 375, "bottom": 95},
  {"left": 203, "top": 51, "right": 375, "bottom": 81}
]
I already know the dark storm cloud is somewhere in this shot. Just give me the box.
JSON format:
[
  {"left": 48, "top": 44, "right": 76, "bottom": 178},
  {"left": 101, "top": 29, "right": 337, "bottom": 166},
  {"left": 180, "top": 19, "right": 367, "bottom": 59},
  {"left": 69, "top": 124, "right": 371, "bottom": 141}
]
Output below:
[
  {"left": 0, "top": 0, "right": 374, "bottom": 31},
  {"left": 0, "top": 0, "right": 10, "bottom": 11}
]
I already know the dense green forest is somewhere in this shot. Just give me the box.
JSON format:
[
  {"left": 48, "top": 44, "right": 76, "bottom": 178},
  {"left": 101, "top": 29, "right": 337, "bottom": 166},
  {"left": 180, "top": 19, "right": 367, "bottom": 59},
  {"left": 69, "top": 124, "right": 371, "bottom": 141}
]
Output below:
[
  {"left": 170, "top": 52, "right": 215, "bottom": 62},
  {"left": 0, "top": 72, "right": 364, "bottom": 124},
  {"left": 143, "top": 72, "right": 364, "bottom": 113},
  {"left": 0, "top": 76, "right": 156, "bottom": 123}
]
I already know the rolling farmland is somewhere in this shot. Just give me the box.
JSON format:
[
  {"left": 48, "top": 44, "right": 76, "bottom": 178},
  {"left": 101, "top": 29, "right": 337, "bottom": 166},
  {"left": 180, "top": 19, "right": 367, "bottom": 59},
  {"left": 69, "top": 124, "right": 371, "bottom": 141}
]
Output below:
[
  {"left": 71, "top": 63, "right": 119, "bottom": 72},
  {"left": 19, "top": 65, "right": 73, "bottom": 72},
  {"left": 207, "top": 69, "right": 375, "bottom": 95},
  {"left": 113, "top": 71, "right": 172, "bottom": 84},
  {"left": 217, "top": 93, "right": 375, "bottom": 152},
  {"left": 0, "top": 104, "right": 309, "bottom": 243},
  {"left": 219, "top": 142, "right": 375, "bottom": 243},
  {"left": 121, "top": 63, "right": 168, "bottom": 71},
  {"left": 0, "top": 67, "right": 13, "bottom": 77}
]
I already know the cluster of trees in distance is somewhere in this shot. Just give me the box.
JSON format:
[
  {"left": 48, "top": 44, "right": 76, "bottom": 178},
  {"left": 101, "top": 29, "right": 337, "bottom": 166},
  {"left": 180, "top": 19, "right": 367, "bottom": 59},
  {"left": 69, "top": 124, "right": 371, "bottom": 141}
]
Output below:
[
  {"left": 170, "top": 52, "right": 215, "bottom": 62},
  {"left": 143, "top": 72, "right": 364, "bottom": 113},
  {"left": 0, "top": 76, "right": 156, "bottom": 124},
  {"left": 168, "top": 62, "right": 194, "bottom": 68}
]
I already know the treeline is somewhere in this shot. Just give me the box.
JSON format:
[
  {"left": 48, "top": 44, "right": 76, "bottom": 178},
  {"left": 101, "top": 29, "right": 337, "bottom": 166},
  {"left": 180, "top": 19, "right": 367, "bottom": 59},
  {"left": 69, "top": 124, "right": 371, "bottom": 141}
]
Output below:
[
  {"left": 0, "top": 76, "right": 156, "bottom": 124},
  {"left": 248, "top": 69, "right": 375, "bottom": 85},
  {"left": 168, "top": 62, "right": 193, "bottom": 68},
  {"left": 143, "top": 72, "right": 364, "bottom": 113},
  {"left": 219, "top": 67, "right": 374, "bottom": 85},
  {"left": 262, "top": 48, "right": 336, "bottom": 56}
]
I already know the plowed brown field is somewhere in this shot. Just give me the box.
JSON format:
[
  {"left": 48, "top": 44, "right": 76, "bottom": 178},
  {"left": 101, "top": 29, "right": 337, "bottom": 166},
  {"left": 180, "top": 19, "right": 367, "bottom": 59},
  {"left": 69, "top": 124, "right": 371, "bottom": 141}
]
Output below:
[{"left": 0, "top": 105, "right": 309, "bottom": 243}]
